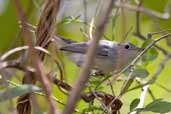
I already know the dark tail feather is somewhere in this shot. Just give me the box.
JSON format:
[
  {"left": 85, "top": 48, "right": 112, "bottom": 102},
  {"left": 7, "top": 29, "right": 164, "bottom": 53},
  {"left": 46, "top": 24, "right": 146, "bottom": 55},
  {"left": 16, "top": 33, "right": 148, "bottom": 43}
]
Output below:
[{"left": 52, "top": 35, "right": 76, "bottom": 44}]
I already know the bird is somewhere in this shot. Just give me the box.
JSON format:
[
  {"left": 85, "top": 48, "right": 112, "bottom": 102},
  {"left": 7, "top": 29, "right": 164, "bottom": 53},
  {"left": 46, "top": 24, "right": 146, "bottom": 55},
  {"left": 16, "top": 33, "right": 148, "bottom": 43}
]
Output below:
[{"left": 52, "top": 36, "right": 143, "bottom": 74}]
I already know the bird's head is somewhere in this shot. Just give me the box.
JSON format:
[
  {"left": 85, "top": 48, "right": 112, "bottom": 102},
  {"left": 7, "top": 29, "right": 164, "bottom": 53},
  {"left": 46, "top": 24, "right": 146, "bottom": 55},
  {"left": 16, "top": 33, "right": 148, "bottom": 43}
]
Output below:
[{"left": 114, "top": 42, "right": 144, "bottom": 68}]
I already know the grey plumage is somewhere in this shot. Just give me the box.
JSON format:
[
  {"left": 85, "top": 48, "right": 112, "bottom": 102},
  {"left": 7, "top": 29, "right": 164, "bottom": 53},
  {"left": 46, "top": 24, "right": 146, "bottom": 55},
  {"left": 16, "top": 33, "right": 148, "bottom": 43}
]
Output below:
[
  {"left": 60, "top": 41, "right": 113, "bottom": 56},
  {"left": 52, "top": 36, "right": 143, "bottom": 73}
]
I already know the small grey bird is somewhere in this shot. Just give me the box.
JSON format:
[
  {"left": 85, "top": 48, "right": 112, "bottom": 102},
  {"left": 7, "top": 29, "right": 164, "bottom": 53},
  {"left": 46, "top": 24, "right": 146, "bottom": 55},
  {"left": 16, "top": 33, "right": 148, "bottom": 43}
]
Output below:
[{"left": 52, "top": 36, "right": 143, "bottom": 73}]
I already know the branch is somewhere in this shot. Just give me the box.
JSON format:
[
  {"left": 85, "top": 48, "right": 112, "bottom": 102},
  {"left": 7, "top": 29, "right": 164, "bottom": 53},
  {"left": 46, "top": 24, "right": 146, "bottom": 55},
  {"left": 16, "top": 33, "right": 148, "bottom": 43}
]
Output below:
[
  {"left": 115, "top": 1, "right": 170, "bottom": 19},
  {"left": 122, "top": 34, "right": 171, "bottom": 92},
  {"left": 125, "top": 39, "right": 171, "bottom": 93},
  {"left": 62, "top": 1, "right": 115, "bottom": 114},
  {"left": 108, "top": 33, "right": 171, "bottom": 109},
  {"left": 53, "top": 78, "right": 122, "bottom": 114},
  {"left": 134, "top": 2, "right": 170, "bottom": 56},
  {"left": 0, "top": 46, "right": 49, "bottom": 61},
  {"left": 130, "top": 33, "right": 171, "bottom": 66},
  {"left": 13, "top": 1, "right": 37, "bottom": 113},
  {"left": 29, "top": 0, "right": 61, "bottom": 113},
  {"left": 0, "top": 56, "right": 122, "bottom": 114}
]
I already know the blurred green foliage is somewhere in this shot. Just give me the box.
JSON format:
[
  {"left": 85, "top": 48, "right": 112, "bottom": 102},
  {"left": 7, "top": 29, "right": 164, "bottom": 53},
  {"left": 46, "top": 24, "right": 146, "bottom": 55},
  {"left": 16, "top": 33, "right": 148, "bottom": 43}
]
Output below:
[{"left": 0, "top": 84, "right": 40, "bottom": 102}]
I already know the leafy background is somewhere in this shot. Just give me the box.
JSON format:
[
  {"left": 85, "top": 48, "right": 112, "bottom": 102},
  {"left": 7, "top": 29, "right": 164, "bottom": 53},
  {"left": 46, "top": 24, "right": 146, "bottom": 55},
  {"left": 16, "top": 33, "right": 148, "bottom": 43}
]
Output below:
[{"left": 0, "top": 0, "right": 171, "bottom": 114}]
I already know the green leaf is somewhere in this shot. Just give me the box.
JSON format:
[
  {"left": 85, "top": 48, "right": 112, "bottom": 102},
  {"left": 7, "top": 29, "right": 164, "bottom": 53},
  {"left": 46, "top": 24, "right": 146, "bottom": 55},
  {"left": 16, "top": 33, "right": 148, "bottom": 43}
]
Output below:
[
  {"left": 144, "top": 99, "right": 171, "bottom": 113},
  {"left": 130, "top": 98, "right": 140, "bottom": 111},
  {"left": 0, "top": 84, "right": 40, "bottom": 102},
  {"left": 142, "top": 39, "right": 152, "bottom": 48},
  {"left": 122, "top": 78, "right": 134, "bottom": 93},
  {"left": 141, "top": 39, "right": 158, "bottom": 63},
  {"left": 132, "top": 68, "right": 149, "bottom": 78},
  {"left": 137, "top": 99, "right": 171, "bottom": 113},
  {"left": 142, "top": 47, "right": 158, "bottom": 62},
  {"left": 124, "top": 68, "right": 149, "bottom": 78}
]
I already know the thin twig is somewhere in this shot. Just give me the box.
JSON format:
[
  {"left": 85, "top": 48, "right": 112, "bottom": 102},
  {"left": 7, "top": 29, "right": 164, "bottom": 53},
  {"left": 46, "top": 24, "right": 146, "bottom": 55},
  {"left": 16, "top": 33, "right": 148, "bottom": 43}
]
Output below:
[
  {"left": 0, "top": 46, "right": 49, "bottom": 61},
  {"left": 127, "top": 46, "right": 171, "bottom": 93},
  {"left": 108, "top": 33, "right": 171, "bottom": 110},
  {"left": 134, "top": 2, "right": 170, "bottom": 56},
  {"left": 130, "top": 33, "right": 171, "bottom": 66},
  {"left": 147, "top": 88, "right": 156, "bottom": 100},
  {"left": 156, "top": 82, "right": 171, "bottom": 93},
  {"left": 115, "top": 1, "right": 170, "bottom": 19},
  {"left": 7, "top": 80, "right": 79, "bottom": 113},
  {"left": 123, "top": 34, "right": 171, "bottom": 92},
  {"left": 33, "top": 0, "right": 61, "bottom": 113},
  {"left": 147, "top": 29, "right": 171, "bottom": 38},
  {"left": 0, "top": 44, "right": 64, "bottom": 83},
  {"left": 62, "top": 1, "right": 115, "bottom": 114},
  {"left": 13, "top": 1, "right": 38, "bottom": 113},
  {"left": 119, "top": 67, "right": 134, "bottom": 97},
  {"left": 36, "top": 60, "right": 59, "bottom": 114}
]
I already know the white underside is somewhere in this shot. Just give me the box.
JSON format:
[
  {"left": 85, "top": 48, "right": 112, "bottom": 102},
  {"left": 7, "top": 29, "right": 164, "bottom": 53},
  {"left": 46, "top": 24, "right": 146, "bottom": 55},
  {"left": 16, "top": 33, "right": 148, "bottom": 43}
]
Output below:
[{"left": 68, "top": 53, "right": 117, "bottom": 73}]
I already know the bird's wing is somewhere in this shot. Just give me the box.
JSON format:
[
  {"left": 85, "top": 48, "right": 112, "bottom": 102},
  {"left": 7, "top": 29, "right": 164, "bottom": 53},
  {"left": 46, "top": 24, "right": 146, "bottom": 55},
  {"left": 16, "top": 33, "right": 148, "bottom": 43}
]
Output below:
[{"left": 60, "top": 42, "right": 109, "bottom": 56}]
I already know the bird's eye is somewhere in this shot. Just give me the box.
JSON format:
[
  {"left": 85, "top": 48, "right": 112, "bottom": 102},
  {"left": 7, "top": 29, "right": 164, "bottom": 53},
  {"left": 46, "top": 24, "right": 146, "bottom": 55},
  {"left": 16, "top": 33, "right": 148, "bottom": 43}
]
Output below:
[{"left": 125, "top": 44, "right": 130, "bottom": 49}]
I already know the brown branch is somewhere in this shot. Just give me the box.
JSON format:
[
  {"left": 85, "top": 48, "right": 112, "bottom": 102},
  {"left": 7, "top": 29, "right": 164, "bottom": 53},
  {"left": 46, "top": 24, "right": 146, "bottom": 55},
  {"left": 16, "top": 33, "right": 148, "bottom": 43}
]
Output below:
[
  {"left": 36, "top": 0, "right": 60, "bottom": 59},
  {"left": 13, "top": 0, "right": 61, "bottom": 113},
  {"left": 13, "top": 0, "right": 37, "bottom": 114},
  {"left": 62, "top": 1, "right": 115, "bottom": 114},
  {"left": 0, "top": 57, "right": 122, "bottom": 114},
  {"left": 0, "top": 60, "right": 34, "bottom": 73},
  {"left": 12, "top": 0, "right": 34, "bottom": 47},
  {"left": 53, "top": 78, "right": 122, "bottom": 114},
  {"left": 0, "top": 44, "right": 64, "bottom": 85},
  {"left": 33, "top": 0, "right": 61, "bottom": 113},
  {"left": 36, "top": 60, "right": 59, "bottom": 114}
]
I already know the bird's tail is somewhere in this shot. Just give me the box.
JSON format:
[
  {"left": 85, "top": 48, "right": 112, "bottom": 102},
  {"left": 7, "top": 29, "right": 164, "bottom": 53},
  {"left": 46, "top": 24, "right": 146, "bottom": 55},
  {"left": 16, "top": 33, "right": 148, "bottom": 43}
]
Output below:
[{"left": 51, "top": 35, "right": 76, "bottom": 47}]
